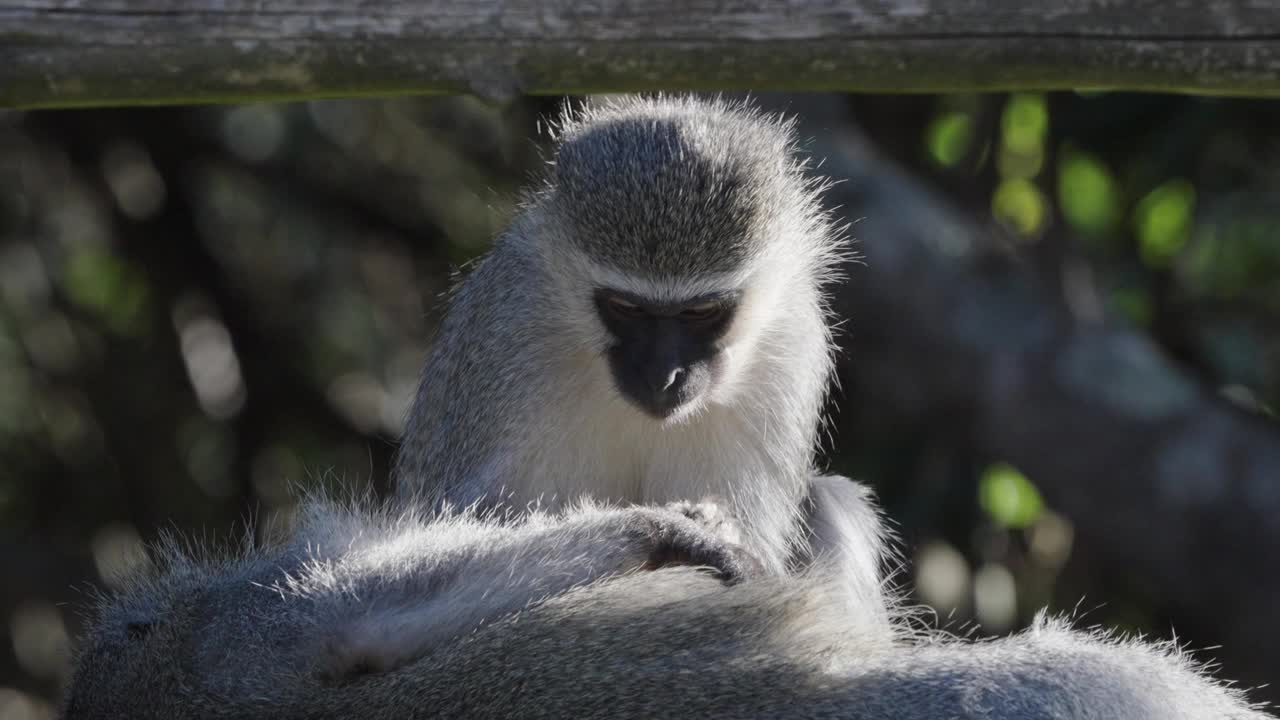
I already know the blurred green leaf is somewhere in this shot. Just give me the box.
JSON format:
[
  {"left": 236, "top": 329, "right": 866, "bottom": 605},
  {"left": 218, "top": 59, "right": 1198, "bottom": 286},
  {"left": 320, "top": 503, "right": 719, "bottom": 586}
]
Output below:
[
  {"left": 980, "top": 462, "right": 1044, "bottom": 529},
  {"left": 1058, "top": 150, "right": 1119, "bottom": 236},
  {"left": 927, "top": 111, "right": 974, "bottom": 168},
  {"left": 1134, "top": 180, "right": 1195, "bottom": 268},
  {"left": 998, "top": 95, "right": 1047, "bottom": 180},
  {"left": 63, "top": 250, "right": 150, "bottom": 336},
  {"left": 1002, "top": 95, "right": 1048, "bottom": 154},
  {"left": 992, "top": 178, "right": 1047, "bottom": 236}
]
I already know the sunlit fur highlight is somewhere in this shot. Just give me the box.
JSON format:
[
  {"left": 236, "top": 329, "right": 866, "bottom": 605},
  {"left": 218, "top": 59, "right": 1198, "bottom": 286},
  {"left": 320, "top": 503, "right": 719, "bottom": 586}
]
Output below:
[{"left": 62, "top": 494, "right": 1270, "bottom": 719}]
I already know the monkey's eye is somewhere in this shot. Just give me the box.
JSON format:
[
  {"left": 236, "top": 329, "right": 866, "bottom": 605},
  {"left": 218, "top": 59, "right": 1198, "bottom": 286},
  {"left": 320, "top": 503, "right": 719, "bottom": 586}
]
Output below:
[
  {"left": 606, "top": 296, "right": 646, "bottom": 319},
  {"left": 677, "top": 302, "right": 724, "bottom": 323}
]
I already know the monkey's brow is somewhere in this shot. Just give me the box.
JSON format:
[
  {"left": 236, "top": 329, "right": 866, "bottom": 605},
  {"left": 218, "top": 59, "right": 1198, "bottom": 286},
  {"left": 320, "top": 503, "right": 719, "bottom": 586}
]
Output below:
[{"left": 595, "top": 287, "right": 742, "bottom": 312}]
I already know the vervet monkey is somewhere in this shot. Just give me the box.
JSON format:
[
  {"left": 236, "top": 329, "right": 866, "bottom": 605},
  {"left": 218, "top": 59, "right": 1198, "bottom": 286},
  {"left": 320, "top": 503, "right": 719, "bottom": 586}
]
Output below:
[
  {"left": 61, "top": 499, "right": 1270, "bottom": 719},
  {"left": 396, "top": 95, "right": 870, "bottom": 593}
]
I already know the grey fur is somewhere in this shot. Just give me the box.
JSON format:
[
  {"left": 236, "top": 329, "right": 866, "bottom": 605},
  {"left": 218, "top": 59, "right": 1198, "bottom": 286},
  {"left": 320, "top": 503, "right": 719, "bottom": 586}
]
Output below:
[
  {"left": 799, "top": 475, "right": 897, "bottom": 633},
  {"left": 61, "top": 498, "right": 762, "bottom": 717},
  {"left": 58, "top": 94, "right": 1271, "bottom": 718},
  {"left": 395, "top": 95, "right": 846, "bottom": 579},
  {"left": 61, "top": 497, "right": 1271, "bottom": 719}
]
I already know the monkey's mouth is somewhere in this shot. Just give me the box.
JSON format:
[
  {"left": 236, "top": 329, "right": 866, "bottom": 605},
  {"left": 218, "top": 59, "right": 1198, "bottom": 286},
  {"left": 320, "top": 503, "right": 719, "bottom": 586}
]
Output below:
[{"left": 622, "top": 384, "right": 696, "bottom": 421}]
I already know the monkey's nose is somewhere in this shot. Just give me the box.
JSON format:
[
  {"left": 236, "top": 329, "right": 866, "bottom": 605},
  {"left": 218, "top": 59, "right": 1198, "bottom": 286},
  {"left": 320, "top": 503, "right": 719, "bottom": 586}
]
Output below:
[
  {"left": 641, "top": 364, "right": 687, "bottom": 418},
  {"left": 649, "top": 366, "right": 684, "bottom": 393},
  {"left": 621, "top": 361, "right": 689, "bottom": 419}
]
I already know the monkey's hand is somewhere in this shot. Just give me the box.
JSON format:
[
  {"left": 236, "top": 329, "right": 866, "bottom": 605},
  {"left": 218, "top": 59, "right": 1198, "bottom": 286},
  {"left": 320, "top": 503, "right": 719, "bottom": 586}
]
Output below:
[
  {"left": 664, "top": 499, "right": 743, "bottom": 544},
  {"left": 625, "top": 504, "right": 764, "bottom": 584}
]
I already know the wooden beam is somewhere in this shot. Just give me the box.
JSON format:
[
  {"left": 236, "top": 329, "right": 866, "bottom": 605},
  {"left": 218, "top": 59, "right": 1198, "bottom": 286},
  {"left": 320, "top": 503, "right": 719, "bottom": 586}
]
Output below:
[{"left": 3, "top": 1, "right": 1280, "bottom": 109}]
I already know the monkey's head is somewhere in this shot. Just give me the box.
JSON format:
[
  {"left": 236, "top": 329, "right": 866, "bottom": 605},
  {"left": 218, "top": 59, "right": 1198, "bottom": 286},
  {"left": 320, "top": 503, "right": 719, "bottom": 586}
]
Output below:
[{"left": 537, "top": 96, "right": 840, "bottom": 422}]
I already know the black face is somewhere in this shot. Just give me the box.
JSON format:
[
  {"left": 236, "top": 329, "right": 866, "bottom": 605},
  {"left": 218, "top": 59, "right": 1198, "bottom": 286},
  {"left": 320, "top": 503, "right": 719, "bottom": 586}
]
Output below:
[{"left": 594, "top": 287, "right": 739, "bottom": 420}]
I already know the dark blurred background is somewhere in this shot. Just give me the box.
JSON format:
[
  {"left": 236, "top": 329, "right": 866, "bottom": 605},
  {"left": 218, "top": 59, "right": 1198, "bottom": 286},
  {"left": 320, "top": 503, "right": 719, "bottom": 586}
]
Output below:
[{"left": 0, "top": 92, "right": 1277, "bottom": 716}]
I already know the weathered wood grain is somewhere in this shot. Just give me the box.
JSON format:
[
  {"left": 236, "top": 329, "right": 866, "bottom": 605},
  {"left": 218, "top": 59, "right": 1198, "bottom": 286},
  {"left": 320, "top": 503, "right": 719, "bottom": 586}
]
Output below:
[{"left": 3, "top": 2, "right": 1279, "bottom": 112}]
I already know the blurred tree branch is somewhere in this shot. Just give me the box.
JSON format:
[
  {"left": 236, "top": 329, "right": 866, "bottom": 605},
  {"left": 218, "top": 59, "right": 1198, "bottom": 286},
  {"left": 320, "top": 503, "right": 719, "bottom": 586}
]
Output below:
[{"left": 4, "top": 1, "right": 1280, "bottom": 108}]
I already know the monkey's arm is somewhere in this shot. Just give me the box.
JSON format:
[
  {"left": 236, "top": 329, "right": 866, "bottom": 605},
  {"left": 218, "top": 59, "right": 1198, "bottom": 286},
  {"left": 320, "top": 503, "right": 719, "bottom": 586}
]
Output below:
[{"left": 314, "top": 500, "right": 761, "bottom": 681}]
